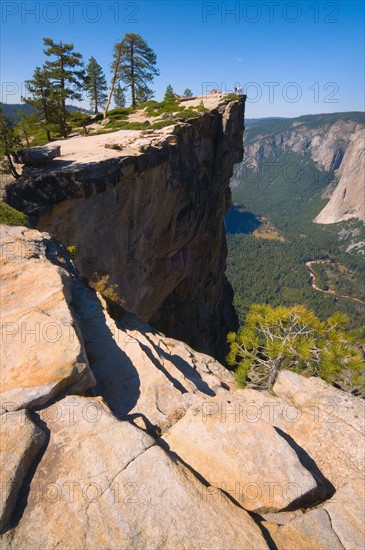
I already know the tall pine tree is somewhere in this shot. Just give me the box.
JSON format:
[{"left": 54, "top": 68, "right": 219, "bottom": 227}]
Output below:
[
  {"left": 85, "top": 57, "right": 108, "bottom": 114},
  {"left": 109, "top": 33, "right": 159, "bottom": 111},
  {"left": 43, "top": 38, "right": 84, "bottom": 136}
]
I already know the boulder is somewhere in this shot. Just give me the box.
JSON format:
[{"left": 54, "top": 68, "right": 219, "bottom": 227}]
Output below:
[
  {"left": 0, "top": 225, "right": 96, "bottom": 413},
  {"left": 13, "top": 145, "right": 61, "bottom": 167},
  {"left": 1, "top": 395, "right": 268, "bottom": 549},
  {"left": 162, "top": 397, "right": 319, "bottom": 512},
  {"left": 0, "top": 410, "right": 46, "bottom": 533}
]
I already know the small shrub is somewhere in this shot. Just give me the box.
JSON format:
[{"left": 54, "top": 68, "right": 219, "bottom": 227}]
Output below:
[
  {"left": 0, "top": 201, "right": 28, "bottom": 226},
  {"left": 89, "top": 274, "right": 125, "bottom": 318},
  {"left": 66, "top": 111, "right": 92, "bottom": 127},
  {"left": 66, "top": 245, "right": 77, "bottom": 259},
  {"left": 151, "top": 120, "right": 175, "bottom": 129},
  {"left": 108, "top": 107, "right": 134, "bottom": 117},
  {"left": 225, "top": 93, "right": 240, "bottom": 101}
]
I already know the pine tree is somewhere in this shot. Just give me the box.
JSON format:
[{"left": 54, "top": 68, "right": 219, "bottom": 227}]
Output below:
[
  {"left": 85, "top": 57, "right": 108, "bottom": 114},
  {"left": 43, "top": 38, "right": 84, "bottom": 136},
  {"left": 113, "top": 84, "right": 126, "bottom": 108},
  {"left": 183, "top": 88, "right": 193, "bottom": 98},
  {"left": 16, "top": 110, "right": 37, "bottom": 147},
  {"left": 23, "top": 66, "right": 56, "bottom": 141},
  {"left": 135, "top": 86, "right": 154, "bottom": 105},
  {"left": 113, "top": 33, "right": 159, "bottom": 110},
  {"left": 227, "top": 304, "right": 364, "bottom": 389},
  {"left": 164, "top": 84, "right": 175, "bottom": 100}
]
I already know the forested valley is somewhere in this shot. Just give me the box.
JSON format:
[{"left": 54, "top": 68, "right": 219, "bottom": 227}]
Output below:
[{"left": 226, "top": 116, "right": 365, "bottom": 331}]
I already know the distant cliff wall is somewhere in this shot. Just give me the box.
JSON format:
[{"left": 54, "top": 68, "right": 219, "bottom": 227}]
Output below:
[
  {"left": 236, "top": 117, "right": 365, "bottom": 224},
  {"left": 6, "top": 97, "right": 245, "bottom": 362}
]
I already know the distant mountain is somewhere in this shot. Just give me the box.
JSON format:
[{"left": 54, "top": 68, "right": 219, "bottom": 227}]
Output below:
[
  {"left": 244, "top": 117, "right": 288, "bottom": 127},
  {"left": 237, "top": 112, "right": 365, "bottom": 223},
  {"left": 0, "top": 103, "right": 36, "bottom": 122},
  {"left": 0, "top": 102, "right": 90, "bottom": 123}
]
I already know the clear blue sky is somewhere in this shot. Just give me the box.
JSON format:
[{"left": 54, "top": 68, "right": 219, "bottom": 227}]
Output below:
[{"left": 1, "top": 0, "right": 364, "bottom": 117}]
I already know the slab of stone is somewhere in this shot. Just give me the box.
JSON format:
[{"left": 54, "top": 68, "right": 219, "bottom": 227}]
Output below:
[{"left": 162, "top": 397, "right": 319, "bottom": 512}]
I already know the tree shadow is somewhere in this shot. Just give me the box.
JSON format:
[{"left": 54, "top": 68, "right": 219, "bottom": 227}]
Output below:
[
  {"left": 70, "top": 282, "right": 141, "bottom": 421},
  {"left": 143, "top": 332, "right": 216, "bottom": 397}
]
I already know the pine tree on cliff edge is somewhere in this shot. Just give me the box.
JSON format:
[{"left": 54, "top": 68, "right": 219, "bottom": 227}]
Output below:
[{"left": 105, "top": 33, "right": 159, "bottom": 116}]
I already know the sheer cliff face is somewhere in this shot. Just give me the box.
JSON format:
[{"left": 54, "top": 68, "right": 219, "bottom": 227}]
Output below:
[{"left": 6, "top": 98, "right": 245, "bottom": 361}]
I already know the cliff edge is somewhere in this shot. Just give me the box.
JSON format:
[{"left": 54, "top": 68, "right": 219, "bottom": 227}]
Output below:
[{"left": 6, "top": 96, "right": 245, "bottom": 362}]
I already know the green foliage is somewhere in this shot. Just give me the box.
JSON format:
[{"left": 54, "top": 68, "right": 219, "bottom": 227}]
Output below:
[
  {"left": 23, "top": 66, "right": 58, "bottom": 142},
  {"left": 0, "top": 201, "right": 28, "bottom": 226},
  {"left": 15, "top": 110, "right": 38, "bottom": 147},
  {"left": 144, "top": 97, "right": 182, "bottom": 116},
  {"left": 183, "top": 88, "right": 193, "bottom": 98},
  {"left": 113, "top": 84, "right": 126, "bottom": 108},
  {"left": 66, "top": 245, "right": 77, "bottom": 259},
  {"left": 66, "top": 111, "right": 92, "bottom": 126},
  {"left": 227, "top": 304, "right": 364, "bottom": 390},
  {"left": 112, "top": 33, "right": 159, "bottom": 109},
  {"left": 108, "top": 108, "right": 133, "bottom": 117},
  {"left": 43, "top": 37, "right": 85, "bottom": 136},
  {"left": 164, "top": 84, "right": 175, "bottom": 100},
  {"left": 85, "top": 56, "right": 108, "bottom": 114},
  {"left": 89, "top": 274, "right": 125, "bottom": 319},
  {"left": 227, "top": 140, "right": 365, "bottom": 330},
  {"left": 0, "top": 111, "right": 21, "bottom": 178},
  {"left": 92, "top": 120, "right": 149, "bottom": 133},
  {"left": 151, "top": 120, "right": 175, "bottom": 129},
  {"left": 225, "top": 93, "right": 240, "bottom": 101}
]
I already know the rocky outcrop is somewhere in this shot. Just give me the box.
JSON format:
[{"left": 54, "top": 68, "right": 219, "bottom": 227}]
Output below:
[
  {"left": 1, "top": 225, "right": 364, "bottom": 549},
  {"left": 5, "top": 97, "right": 245, "bottom": 362},
  {"left": 13, "top": 145, "right": 61, "bottom": 167}
]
